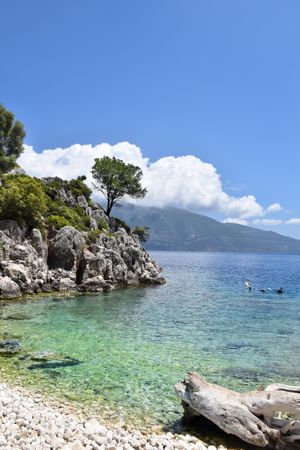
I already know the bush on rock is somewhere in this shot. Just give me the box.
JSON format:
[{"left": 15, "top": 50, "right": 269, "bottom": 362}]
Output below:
[{"left": 0, "top": 174, "right": 48, "bottom": 229}]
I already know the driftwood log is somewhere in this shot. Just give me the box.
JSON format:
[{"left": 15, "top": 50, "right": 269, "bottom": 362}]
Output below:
[{"left": 175, "top": 372, "right": 300, "bottom": 449}]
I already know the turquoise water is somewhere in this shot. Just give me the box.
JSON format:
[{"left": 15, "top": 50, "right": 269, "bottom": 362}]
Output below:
[{"left": 1, "top": 251, "right": 300, "bottom": 432}]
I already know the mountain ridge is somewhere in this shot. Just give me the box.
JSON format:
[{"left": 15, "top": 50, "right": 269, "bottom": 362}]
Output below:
[{"left": 113, "top": 204, "right": 300, "bottom": 253}]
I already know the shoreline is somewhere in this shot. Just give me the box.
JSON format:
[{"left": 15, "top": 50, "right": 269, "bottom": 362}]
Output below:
[{"left": 0, "top": 380, "right": 226, "bottom": 450}]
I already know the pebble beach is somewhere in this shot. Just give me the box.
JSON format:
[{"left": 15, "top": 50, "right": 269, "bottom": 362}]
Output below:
[{"left": 0, "top": 382, "right": 228, "bottom": 450}]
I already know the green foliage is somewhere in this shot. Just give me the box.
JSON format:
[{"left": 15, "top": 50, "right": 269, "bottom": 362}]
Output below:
[
  {"left": 47, "top": 215, "right": 71, "bottom": 229},
  {"left": 67, "top": 176, "right": 92, "bottom": 201},
  {"left": 0, "top": 171, "right": 102, "bottom": 234},
  {"left": 0, "top": 174, "right": 48, "bottom": 228},
  {"left": 43, "top": 178, "right": 64, "bottom": 200},
  {"left": 0, "top": 105, "right": 26, "bottom": 174},
  {"left": 47, "top": 202, "right": 90, "bottom": 231},
  {"left": 91, "top": 156, "right": 147, "bottom": 216},
  {"left": 113, "top": 217, "right": 131, "bottom": 234},
  {"left": 133, "top": 225, "right": 150, "bottom": 242},
  {"left": 97, "top": 219, "right": 109, "bottom": 230},
  {"left": 44, "top": 176, "right": 92, "bottom": 203}
]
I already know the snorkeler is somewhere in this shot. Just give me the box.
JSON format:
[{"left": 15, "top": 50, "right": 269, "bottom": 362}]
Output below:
[{"left": 245, "top": 281, "right": 251, "bottom": 290}]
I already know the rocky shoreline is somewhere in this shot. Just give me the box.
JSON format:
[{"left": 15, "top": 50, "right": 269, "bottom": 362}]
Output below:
[
  {"left": 0, "top": 382, "right": 228, "bottom": 450},
  {"left": 0, "top": 177, "right": 227, "bottom": 450},
  {"left": 0, "top": 177, "right": 165, "bottom": 300}
]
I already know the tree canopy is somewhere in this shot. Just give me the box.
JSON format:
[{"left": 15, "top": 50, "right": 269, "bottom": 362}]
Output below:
[
  {"left": 91, "top": 156, "right": 147, "bottom": 216},
  {"left": 0, "top": 104, "right": 26, "bottom": 174},
  {"left": 0, "top": 174, "right": 48, "bottom": 229}
]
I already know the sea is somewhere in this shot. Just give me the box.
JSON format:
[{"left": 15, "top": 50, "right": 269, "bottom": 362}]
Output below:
[{"left": 1, "top": 251, "right": 300, "bottom": 447}]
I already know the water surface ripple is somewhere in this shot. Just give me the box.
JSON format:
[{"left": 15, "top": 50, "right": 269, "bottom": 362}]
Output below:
[{"left": 1, "top": 251, "right": 300, "bottom": 430}]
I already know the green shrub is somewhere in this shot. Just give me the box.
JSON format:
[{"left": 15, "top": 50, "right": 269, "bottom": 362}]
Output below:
[
  {"left": 0, "top": 174, "right": 48, "bottom": 229},
  {"left": 67, "top": 176, "right": 92, "bottom": 201},
  {"left": 47, "top": 215, "right": 71, "bottom": 229},
  {"left": 47, "top": 203, "right": 89, "bottom": 231},
  {"left": 97, "top": 219, "right": 109, "bottom": 231},
  {"left": 132, "top": 225, "right": 150, "bottom": 242},
  {"left": 43, "top": 176, "right": 92, "bottom": 204},
  {"left": 43, "top": 177, "right": 65, "bottom": 200},
  {"left": 0, "top": 173, "right": 97, "bottom": 234},
  {"left": 114, "top": 217, "right": 131, "bottom": 234}
]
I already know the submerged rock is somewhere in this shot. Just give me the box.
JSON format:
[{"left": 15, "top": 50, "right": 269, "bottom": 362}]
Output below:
[
  {"left": 2, "top": 313, "right": 31, "bottom": 321},
  {"left": 0, "top": 339, "right": 22, "bottom": 355},
  {"left": 19, "top": 351, "right": 81, "bottom": 369},
  {"left": 28, "top": 357, "right": 81, "bottom": 370}
]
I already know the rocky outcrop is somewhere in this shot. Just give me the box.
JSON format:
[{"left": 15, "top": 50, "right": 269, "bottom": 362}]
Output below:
[{"left": 0, "top": 219, "right": 165, "bottom": 300}]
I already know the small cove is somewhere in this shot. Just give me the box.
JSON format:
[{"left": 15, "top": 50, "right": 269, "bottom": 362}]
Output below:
[{"left": 1, "top": 251, "right": 300, "bottom": 446}]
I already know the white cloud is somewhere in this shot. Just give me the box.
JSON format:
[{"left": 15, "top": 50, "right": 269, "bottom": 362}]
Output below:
[
  {"left": 222, "top": 218, "right": 249, "bottom": 226},
  {"left": 286, "top": 218, "right": 300, "bottom": 225},
  {"left": 265, "top": 203, "right": 282, "bottom": 214},
  {"left": 252, "top": 219, "right": 283, "bottom": 226},
  {"left": 223, "top": 195, "right": 264, "bottom": 219},
  {"left": 19, "top": 143, "right": 148, "bottom": 183},
  {"left": 18, "top": 142, "right": 282, "bottom": 220}
]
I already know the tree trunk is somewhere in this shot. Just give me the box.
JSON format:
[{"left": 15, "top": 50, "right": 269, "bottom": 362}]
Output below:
[{"left": 175, "top": 372, "right": 300, "bottom": 449}]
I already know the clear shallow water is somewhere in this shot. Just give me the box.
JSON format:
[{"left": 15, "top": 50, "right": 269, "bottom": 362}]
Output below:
[{"left": 1, "top": 252, "right": 300, "bottom": 432}]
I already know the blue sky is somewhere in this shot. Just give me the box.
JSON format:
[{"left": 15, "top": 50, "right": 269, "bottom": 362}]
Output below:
[{"left": 1, "top": 1, "right": 300, "bottom": 237}]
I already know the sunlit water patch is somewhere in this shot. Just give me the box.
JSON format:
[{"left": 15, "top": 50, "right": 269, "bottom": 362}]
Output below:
[{"left": 1, "top": 252, "right": 300, "bottom": 436}]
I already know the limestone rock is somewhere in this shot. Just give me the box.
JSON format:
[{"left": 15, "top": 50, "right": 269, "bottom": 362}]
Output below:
[
  {"left": 30, "top": 228, "right": 47, "bottom": 259},
  {"left": 48, "top": 227, "right": 85, "bottom": 271},
  {"left": 0, "top": 205, "right": 165, "bottom": 298},
  {"left": 0, "top": 220, "right": 27, "bottom": 241},
  {"left": 0, "top": 276, "right": 21, "bottom": 299}
]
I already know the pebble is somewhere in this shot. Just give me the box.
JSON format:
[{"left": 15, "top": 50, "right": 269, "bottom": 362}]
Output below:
[{"left": 0, "top": 383, "right": 230, "bottom": 450}]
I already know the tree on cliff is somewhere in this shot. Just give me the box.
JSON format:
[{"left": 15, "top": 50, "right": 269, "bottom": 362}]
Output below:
[
  {"left": 0, "top": 104, "right": 26, "bottom": 174},
  {"left": 91, "top": 156, "right": 147, "bottom": 217}
]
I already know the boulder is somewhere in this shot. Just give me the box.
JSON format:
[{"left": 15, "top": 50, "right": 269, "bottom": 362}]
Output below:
[
  {"left": 3, "top": 262, "right": 31, "bottom": 286},
  {"left": 42, "top": 177, "right": 77, "bottom": 206},
  {"left": 77, "top": 195, "right": 88, "bottom": 208},
  {"left": 30, "top": 228, "right": 47, "bottom": 258},
  {"left": 0, "top": 339, "right": 22, "bottom": 354},
  {"left": 90, "top": 208, "right": 108, "bottom": 225},
  {"left": 0, "top": 276, "right": 21, "bottom": 299},
  {"left": 0, "top": 220, "right": 26, "bottom": 241},
  {"left": 48, "top": 227, "right": 85, "bottom": 271}
]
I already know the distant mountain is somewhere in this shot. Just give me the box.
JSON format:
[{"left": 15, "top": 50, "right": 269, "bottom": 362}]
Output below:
[{"left": 114, "top": 204, "right": 300, "bottom": 253}]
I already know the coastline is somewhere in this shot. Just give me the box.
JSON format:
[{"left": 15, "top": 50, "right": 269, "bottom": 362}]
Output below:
[{"left": 0, "top": 379, "right": 226, "bottom": 450}]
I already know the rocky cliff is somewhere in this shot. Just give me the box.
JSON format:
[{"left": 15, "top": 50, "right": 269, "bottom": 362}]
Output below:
[{"left": 0, "top": 178, "right": 165, "bottom": 299}]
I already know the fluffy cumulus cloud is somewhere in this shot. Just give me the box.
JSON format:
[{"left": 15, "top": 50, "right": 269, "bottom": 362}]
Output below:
[{"left": 18, "top": 142, "right": 282, "bottom": 221}]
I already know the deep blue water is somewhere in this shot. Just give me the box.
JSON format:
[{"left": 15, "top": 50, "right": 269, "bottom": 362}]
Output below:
[{"left": 1, "top": 251, "right": 300, "bottom": 433}]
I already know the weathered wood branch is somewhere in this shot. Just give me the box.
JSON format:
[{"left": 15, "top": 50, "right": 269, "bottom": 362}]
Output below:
[{"left": 175, "top": 372, "right": 300, "bottom": 449}]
